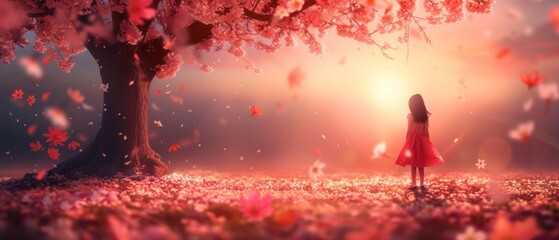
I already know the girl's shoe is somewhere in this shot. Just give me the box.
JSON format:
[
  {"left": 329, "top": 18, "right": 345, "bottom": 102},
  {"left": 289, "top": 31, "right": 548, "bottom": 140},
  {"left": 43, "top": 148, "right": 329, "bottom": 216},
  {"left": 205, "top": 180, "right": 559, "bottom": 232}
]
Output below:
[
  {"left": 408, "top": 185, "right": 418, "bottom": 191},
  {"left": 420, "top": 185, "right": 428, "bottom": 191}
]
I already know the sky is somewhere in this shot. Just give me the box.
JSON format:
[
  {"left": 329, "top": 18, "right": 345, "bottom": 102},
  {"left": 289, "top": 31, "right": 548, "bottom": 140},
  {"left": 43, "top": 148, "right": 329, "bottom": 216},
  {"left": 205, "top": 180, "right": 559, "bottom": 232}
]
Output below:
[{"left": 1, "top": 0, "right": 559, "bottom": 176}]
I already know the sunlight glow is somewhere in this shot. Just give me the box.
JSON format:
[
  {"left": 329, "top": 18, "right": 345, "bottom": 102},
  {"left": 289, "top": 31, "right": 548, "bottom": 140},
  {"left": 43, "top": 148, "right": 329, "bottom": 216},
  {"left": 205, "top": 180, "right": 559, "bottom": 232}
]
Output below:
[{"left": 370, "top": 71, "right": 408, "bottom": 111}]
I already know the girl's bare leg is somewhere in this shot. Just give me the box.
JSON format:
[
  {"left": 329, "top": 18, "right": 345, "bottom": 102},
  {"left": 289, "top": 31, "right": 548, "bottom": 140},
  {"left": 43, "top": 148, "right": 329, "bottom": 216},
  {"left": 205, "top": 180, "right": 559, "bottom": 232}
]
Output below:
[
  {"left": 411, "top": 167, "right": 417, "bottom": 187},
  {"left": 419, "top": 167, "right": 425, "bottom": 187}
]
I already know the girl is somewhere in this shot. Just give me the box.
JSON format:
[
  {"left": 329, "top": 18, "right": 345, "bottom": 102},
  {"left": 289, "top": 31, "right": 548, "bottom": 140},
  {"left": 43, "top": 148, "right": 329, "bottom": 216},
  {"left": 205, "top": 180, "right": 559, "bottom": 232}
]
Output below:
[{"left": 395, "top": 94, "right": 443, "bottom": 190}]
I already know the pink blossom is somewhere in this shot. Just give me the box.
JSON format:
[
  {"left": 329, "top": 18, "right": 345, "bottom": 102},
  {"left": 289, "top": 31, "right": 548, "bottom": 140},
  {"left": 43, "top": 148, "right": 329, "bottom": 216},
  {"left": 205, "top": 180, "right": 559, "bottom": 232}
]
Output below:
[
  {"left": 117, "top": 21, "right": 143, "bottom": 45},
  {"left": 45, "top": 107, "right": 70, "bottom": 129},
  {"left": 476, "top": 159, "right": 486, "bottom": 170},
  {"left": 19, "top": 56, "right": 43, "bottom": 79},
  {"left": 371, "top": 141, "right": 387, "bottom": 159},
  {"left": 239, "top": 191, "right": 273, "bottom": 221},
  {"left": 0, "top": 1, "right": 25, "bottom": 31},
  {"left": 128, "top": 0, "right": 157, "bottom": 25},
  {"left": 56, "top": 57, "right": 75, "bottom": 73},
  {"left": 288, "top": 67, "right": 305, "bottom": 88},
  {"left": 286, "top": 0, "right": 305, "bottom": 13},
  {"left": 274, "top": 7, "right": 290, "bottom": 20},
  {"left": 67, "top": 88, "right": 85, "bottom": 104},
  {"left": 537, "top": 82, "right": 559, "bottom": 102},
  {"left": 155, "top": 53, "right": 183, "bottom": 79},
  {"left": 508, "top": 121, "right": 534, "bottom": 143},
  {"left": 308, "top": 159, "right": 325, "bottom": 181}
]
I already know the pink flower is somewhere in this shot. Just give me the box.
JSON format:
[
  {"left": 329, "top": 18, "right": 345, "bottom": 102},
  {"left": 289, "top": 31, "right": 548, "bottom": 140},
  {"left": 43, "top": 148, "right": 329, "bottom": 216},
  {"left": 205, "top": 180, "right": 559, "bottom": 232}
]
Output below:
[
  {"left": 239, "top": 191, "right": 273, "bottom": 221},
  {"left": 117, "top": 21, "right": 143, "bottom": 45},
  {"left": 67, "top": 88, "right": 85, "bottom": 104},
  {"left": 508, "top": 121, "right": 534, "bottom": 143},
  {"left": 288, "top": 67, "right": 305, "bottom": 88},
  {"left": 274, "top": 7, "right": 290, "bottom": 20},
  {"left": 19, "top": 56, "right": 43, "bottom": 79},
  {"left": 45, "top": 107, "right": 69, "bottom": 129},
  {"left": 155, "top": 53, "right": 182, "bottom": 79},
  {"left": 153, "top": 120, "right": 163, "bottom": 127},
  {"left": 475, "top": 159, "right": 486, "bottom": 170},
  {"left": 308, "top": 159, "right": 325, "bottom": 181},
  {"left": 537, "top": 82, "right": 559, "bottom": 101},
  {"left": 538, "top": 82, "right": 559, "bottom": 113},
  {"left": 371, "top": 141, "right": 387, "bottom": 159},
  {"left": 128, "top": 0, "right": 157, "bottom": 25},
  {"left": 286, "top": 0, "right": 305, "bottom": 13}
]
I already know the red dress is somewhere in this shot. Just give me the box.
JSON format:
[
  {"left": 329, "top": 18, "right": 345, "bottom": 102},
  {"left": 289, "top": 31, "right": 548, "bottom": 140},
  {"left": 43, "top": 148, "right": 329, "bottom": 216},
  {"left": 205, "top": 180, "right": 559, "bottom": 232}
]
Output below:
[{"left": 395, "top": 114, "right": 443, "bottom": 167}]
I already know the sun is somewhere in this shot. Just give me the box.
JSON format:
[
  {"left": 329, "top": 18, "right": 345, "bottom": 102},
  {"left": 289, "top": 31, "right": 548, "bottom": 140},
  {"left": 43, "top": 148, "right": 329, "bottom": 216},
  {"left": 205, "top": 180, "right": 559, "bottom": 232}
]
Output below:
[{"left": 369, "top": 71, "right": 409, "bottom": 110}]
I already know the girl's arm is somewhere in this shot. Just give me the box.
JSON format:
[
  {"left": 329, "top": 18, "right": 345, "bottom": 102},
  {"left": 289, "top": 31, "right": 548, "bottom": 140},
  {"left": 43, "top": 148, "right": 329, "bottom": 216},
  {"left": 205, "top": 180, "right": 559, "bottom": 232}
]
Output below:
[
  {"left": 426, "top": 120, "right": 430, "bottom": 139},
  {"left": 406, "top": 114, "right": 412, "bottom": 139}
]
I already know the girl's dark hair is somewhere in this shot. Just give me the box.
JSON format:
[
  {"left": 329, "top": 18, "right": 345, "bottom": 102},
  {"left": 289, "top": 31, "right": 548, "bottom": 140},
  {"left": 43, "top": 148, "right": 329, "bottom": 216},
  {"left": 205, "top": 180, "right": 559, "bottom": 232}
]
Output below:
[{"left": 408, "top": 94, "right": 430, "bottom": 123}]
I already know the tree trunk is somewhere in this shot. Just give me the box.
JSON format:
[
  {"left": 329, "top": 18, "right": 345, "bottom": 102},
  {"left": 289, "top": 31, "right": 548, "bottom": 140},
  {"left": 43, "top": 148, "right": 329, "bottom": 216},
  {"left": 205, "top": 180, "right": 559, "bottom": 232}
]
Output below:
[{"left": 50, "top": 46, "right": 169, "bottom": 177}]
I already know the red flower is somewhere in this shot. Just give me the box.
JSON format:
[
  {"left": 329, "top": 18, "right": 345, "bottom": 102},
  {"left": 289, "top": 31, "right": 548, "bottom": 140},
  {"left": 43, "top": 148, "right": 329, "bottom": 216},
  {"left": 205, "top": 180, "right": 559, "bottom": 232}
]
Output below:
[
  {"left": 67, "top": 88, "right": 85, "bottom": 104},
  {"left": 27, "top": 124, "right": 38, "bottom": 136},
  {"left": 68, "top": 141, "right": 81, "bottom": 151},
  {"left": 41, "top": 91, "right": 51, "bottom": 102},
  {"left": 43, "top": 127, "right": 69, "bottom": 147},
  {"left": 36, "top": 169, "right": 47, "bottom": 181},
  {"left": 11, "top": 89, "right": 23, "bottom": 100},
  {"left": 27, "top": 94, "right": 36, "bottom": 106},
  {"left": 168, "top": 143, "right": 181, "bottom": 152},
  {"left": 29, "top": 141, "right": 42, "bottom": 152},
  {"left": 42, "top": 54, "right": 54, "bottom": 65},
  {"left": 47, "top": 148, "right": 60, "bottom": 160},
  {"left": 250, "top": 106, "right": 263, "bottom": 117},
  {"left": 521, "top": 71, "right": 545, "bottom": 89}
]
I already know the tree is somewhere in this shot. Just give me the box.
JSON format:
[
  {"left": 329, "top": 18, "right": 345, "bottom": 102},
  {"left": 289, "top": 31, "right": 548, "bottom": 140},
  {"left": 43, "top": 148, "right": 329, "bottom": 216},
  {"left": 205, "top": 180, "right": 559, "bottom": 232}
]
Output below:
[{"left": 0, "top": 0, "right": 493, "bottom": 177}]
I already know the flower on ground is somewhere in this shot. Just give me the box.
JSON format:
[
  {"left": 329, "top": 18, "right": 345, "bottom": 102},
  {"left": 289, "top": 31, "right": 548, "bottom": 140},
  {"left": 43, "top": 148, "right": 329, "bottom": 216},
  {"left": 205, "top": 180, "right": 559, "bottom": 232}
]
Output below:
[
  {"left": 239, "top": 191, "right": 273, "bottom": 221},
  {"left": 309, "top": 159, "right": 325, "bottom": 181}
]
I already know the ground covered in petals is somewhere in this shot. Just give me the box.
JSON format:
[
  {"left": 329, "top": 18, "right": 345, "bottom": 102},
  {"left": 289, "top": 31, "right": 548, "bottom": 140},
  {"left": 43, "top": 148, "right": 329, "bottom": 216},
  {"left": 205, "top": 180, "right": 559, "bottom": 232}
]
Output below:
[{"left": 0, "top": 172, "right": 558, "bottom": 240}]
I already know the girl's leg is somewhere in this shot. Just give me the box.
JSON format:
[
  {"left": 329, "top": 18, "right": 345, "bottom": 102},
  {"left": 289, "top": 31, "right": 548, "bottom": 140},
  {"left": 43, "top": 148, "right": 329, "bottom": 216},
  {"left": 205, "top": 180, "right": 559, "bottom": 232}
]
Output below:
[
  {"left": 419, "top": 167, "right": 425, "bottom": 187},
  {"left": 411, "top": 167, "right": 417, "bottom": 186}
]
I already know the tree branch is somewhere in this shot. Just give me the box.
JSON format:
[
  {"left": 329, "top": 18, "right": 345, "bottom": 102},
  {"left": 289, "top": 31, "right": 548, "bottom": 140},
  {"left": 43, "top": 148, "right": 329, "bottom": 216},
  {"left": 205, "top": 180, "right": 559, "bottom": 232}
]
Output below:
[{"left": 243, "top": 0, "right": 317, "bottom": 21}]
